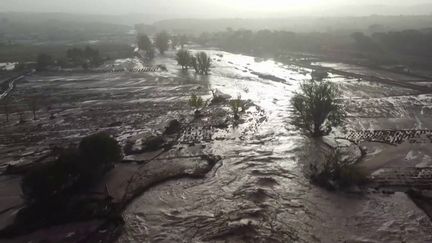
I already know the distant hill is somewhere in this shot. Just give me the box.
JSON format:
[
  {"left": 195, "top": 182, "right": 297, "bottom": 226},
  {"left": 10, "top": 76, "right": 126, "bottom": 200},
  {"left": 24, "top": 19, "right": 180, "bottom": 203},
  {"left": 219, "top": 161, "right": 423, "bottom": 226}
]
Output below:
[
  {"left": 151, "top": 15, "right": 432, "bottom": 34},
  {"left": 0, "top": 12, "right": 135, "bottom": 42},
  {"left": 0, "top": 12, "right": 160, "bottom": 26}
]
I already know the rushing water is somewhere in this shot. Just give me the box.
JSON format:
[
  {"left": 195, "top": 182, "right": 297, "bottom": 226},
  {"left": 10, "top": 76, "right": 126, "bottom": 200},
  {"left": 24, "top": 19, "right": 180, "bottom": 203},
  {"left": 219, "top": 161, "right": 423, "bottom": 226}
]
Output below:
[{"left": 118, "top": 51, "right": 432, "bottom": 242}]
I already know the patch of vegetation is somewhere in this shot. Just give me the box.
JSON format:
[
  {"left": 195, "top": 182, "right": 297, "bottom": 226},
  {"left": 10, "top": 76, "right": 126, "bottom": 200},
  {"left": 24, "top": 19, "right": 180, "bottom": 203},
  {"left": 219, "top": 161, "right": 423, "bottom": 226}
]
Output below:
[
  {"left": 311, "top": 70, "right": 329, "bottom": 81},
  {"left": 79, "top": 132, "right": 122, "bottom": 170},
  {"left": 191, "top": 51, "right": 212, "bottom": 75},
  {"left": 21, "top": 132, "right": 122, "bottom": 204},
  {"left": 3, "top": 133, "right": 124, "bottom": 238},
  {"left": 66, "top": 46, "right": 103, "bottom": 69},
  {"left": 171, "top": 34, "right": 188, "bottom": 49},
  {"left": 137, "top": 34, "right": 155, "bottom": 60},
  {"left": 21, "top": 149, "right": 78, "bottom": 203},
  {"left": 0, "top": 42, "right": 131, "bottom": 67},
  {"left": 230, "top": 96, "right": 246, "bottom": 120},
  {"left": 210, "top": 89, "right": 229, "bottom": 105},
  {"left": 192, "top": 28, "right": 432, "bottom": 69},
  {"left": 35, "top": 53, "right": 53, "bottom": 71},
  {"left": 291, "top": 79, "right": 345, "bottom": 137},
  {"left": 308, "top": 150, "right": 369, "bottom": 190},
  {"left": 164, "top": 119, "right": 182, "bottom": 135},
  {"left": 176, "top": 49, "right": 192, "bottom": 70},
  {"left": 155, "top": 31, "right": 170, "bottom": 54},
  {"left": 189, "top": 93, "right": 205, "bottom": 117}
]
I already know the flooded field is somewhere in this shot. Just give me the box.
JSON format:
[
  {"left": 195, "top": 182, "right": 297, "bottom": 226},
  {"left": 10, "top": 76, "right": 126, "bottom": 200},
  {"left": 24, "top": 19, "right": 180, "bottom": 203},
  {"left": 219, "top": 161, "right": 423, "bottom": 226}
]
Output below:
[
  {"left": 1, "top": 50, "right": 432, "bottom": 242},
  {"left": 118, "top": 51, "right": 432, "bottom": 242}
]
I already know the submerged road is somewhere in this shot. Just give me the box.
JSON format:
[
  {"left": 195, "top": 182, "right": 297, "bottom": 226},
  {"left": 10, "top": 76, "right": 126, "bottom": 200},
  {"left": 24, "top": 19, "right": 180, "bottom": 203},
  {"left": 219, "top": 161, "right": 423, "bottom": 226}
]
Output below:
[{"left": 0, "top": 72, "right": 29, "bottom": 100}]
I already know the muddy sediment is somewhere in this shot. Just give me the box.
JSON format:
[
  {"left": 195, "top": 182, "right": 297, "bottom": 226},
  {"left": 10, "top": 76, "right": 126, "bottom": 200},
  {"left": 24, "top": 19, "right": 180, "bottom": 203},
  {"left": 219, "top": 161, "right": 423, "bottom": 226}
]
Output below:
[
  {"left": 0, "top": 53, "right": 261, "bottom": 241},
  {"left": 1, "top": 50, "right": 432, "bottom": 242}
]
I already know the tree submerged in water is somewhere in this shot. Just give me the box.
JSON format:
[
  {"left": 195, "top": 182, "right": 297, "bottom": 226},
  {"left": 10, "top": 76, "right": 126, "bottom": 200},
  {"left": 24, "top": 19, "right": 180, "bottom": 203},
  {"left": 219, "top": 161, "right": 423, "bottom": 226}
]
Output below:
[
  {"left": 155, "top": 32, "right": 170, "bottom": 55},
  {"left": 176, "top": 49, "right": 192, "bottom": 70},
  {"left": 191, "top": 52, "right": 212, "bottom": 75},
  {"left": 291, "top": 79, "right": 345, "bottom": 137},
  {"left": 137, "top": 34, "right": 155, "bottom": 60}
]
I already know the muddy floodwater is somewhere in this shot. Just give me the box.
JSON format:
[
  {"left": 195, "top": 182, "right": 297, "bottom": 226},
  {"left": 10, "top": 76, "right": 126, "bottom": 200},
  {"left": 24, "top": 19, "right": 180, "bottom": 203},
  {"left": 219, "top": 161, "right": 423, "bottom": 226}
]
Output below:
[
  {"left": 1, "top": 50, "right": 432, "bottom": 242},
  {"left": 117, "top": 51, "right": 432, "bottom": 242}
]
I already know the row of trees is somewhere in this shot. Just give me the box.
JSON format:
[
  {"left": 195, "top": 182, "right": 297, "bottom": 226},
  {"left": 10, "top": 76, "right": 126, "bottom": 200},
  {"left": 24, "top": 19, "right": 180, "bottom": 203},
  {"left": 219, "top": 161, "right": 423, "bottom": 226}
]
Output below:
[
  {"left": 36, "top": 53, "right": 53, "bottom": 71},
  {"left": 35, "top": 46, "right": 103, "bottom": 71},
  {"left": 137, "top": 32, "right": 170, "bottom": 60},
  {"left": 1, "top": 91, "right": 46, "bottom": 123},
  {"left": 66, "top": 46, "right": 103, "bottom": 68},
  {"left": 189, "top": 29, "right": 341, "bottom": 56},
  {"left": 137, "top": 32, "right": 191, "bottom": 60},
  {"left": 351, "top": 30, "right": 432, "bottom": 57},
  {"left": 176, "top": 49, "right": 211, "bottom": 75},
  {"left": 185, "top": 28, "right": 432, "bottom": 68}
]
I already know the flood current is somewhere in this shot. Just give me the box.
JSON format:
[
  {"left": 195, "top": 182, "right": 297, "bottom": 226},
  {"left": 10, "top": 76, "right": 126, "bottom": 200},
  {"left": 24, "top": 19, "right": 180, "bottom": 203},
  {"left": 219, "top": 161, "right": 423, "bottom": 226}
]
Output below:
[{"left": 118, "top": 51, "right": 432, "bottom": 243}]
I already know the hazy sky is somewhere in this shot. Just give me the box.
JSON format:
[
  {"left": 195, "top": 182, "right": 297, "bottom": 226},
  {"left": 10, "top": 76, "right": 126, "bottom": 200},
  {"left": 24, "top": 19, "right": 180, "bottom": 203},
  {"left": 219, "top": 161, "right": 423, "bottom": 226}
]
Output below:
[{"left": 2, "top": 0, "right": 432, "bottom": 17}]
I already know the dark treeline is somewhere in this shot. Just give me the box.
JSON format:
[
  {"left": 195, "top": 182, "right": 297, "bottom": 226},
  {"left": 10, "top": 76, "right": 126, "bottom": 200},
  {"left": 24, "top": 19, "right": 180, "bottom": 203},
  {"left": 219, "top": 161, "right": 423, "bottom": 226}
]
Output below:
[
  {"left": 202, "top": 30, "right": 347, "bottom": 55},
  {"left": 0, "top": 42, "right": 133, "bottom": 63},
  {"left": 194, "top": 28, "right": 432, "bottom": 68},
  {"left": 35, "top": 46, "right": 103, "bottom": 71},
  {"left": 352, "top": 30, "right": 432, "bottom": 58},
  {"left": 66, "top": 46, "right": 103, "bottom": 68},
  {"left": 0, "top": 13, "right": 132, "bottom": 43}
]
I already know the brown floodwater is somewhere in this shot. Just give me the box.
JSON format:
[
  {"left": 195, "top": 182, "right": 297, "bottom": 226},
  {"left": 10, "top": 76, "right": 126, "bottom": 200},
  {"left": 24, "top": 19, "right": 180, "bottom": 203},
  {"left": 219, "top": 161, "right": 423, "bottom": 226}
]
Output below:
[
  {"left": 118, "top": 51, "right": 432, "bottom": 242},
  {"left": 1, "top": 49, "right": 430, "bottom": 242}
]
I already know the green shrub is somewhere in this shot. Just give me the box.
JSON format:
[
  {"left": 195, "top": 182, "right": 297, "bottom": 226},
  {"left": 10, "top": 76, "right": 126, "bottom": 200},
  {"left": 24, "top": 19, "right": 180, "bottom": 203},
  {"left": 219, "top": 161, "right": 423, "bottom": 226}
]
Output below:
[
  {"left": 189, "top": 94, "right": 204, "bottom": 109},
  {"left": 230, "top": 96, "right": 246, "bottom": 120},
  {"left": 291, "top": 79, "right": 345, "bottom": 137},
  {"left": 189, "top": 94, "right": 205, "bottom": 117},
  {"left": 66, "top": 46, "right": 102, "bottom": 68}
]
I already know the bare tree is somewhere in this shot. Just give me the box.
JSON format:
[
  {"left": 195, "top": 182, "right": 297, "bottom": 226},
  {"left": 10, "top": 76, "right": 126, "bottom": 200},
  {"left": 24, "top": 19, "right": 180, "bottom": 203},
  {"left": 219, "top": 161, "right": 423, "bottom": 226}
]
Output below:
[
  {"left": 17, "top": 109, "right": 25, "bottom": 124},
  {"left": 27, "top": 93, "right": 43, "bottom": 121}
]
